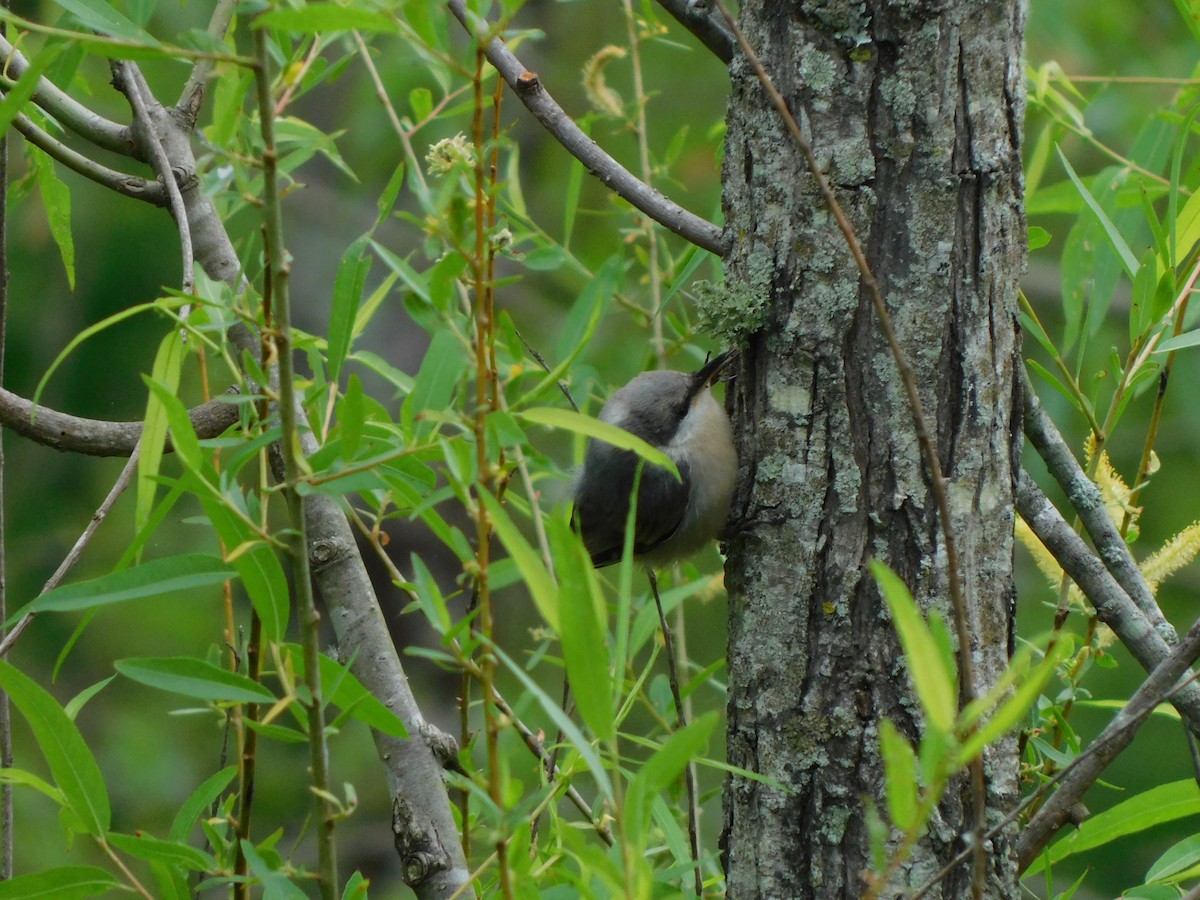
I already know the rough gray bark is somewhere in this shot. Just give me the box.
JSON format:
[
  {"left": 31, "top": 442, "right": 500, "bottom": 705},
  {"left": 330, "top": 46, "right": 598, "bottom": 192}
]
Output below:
[{"left": 719, "top": 1, "right": 1025, "bottom": 897}]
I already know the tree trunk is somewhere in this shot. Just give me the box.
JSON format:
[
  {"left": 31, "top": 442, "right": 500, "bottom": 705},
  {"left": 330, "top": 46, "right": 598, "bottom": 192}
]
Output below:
[{"left": 719, "top": 1, "right": 1026, "bottom": 897}]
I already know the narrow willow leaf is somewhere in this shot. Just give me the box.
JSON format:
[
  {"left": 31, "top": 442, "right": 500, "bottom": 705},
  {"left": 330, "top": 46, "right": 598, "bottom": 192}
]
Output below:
[
  {"left": 106, "top": 831, "right": 215, "bottom": 870},
  {"left": 15, "top": 554, "right": 233, "bottom": 621},
  {"left": 0, "top": 865, "right": 118, "bottom": 898},
  {"left": 1026, "top": 780, "right": 1200, "bottom": 875},
  {"left": 169, "top": 766, "right": 237, "bottom": 842},
  {"left": 0, "top": 45, "right": 61, "bottom": 135},
  {"left": 480, "top": 491, "right": 559, "bottom": 631},
  {"left": 255, "top": 3, "right": 398, "bottom": 33},
  {"left": 516, "top": 407, "right": 678, "bottom": 478},
  {"left": 51, "top": 0, "right": 158, "bottom": 42},
  {"left": 624, "top": 712, "right": 717, "bottom": 845},
  {"left": 870, "top": 560, "right": 957, "bottom": 733},
  {"left": 115, "top": 657, "right": 276, "bottom": 704},
  {"left": 0, "top": 661, "right": 110, "bottom": 836},
  {"left": 138, "top": 331, "right": 186, "bottom": 536},
  {"left": 328, "top": 235, "right": 372, "bottom": 383},
  {"left": 315, "top": 653, "right": 407, "bottom": 738},
  {"left": 31, "top": 148, "right": 76, "bottom": 290},
  {"left": 1145, "top": 833, "right": 1200, "bottom": 884},
  {"left": 1057, "top": 147, "right": 1139, "bottom": 278},
  {"left": 199, "top": 498, "right": 289, "bottom": 640},
  {"left": 402, "top": 329, "right": 462, "bottom": 437},
  {"left": 551, "top": 514, "right": 614, "bottom": 743},
  {"left": 879, "top": 719, "right": 918, "bottom": 831}
]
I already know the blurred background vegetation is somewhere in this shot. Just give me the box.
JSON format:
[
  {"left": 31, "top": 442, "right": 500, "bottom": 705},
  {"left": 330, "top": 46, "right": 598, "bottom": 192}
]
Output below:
[{"left": 5, "top": 0, "right": 1200, "bottom": 896}]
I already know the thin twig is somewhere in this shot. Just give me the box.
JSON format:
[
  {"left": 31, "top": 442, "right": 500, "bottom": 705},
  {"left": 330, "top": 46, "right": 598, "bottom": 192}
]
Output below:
[
  {"left": 112, "top": 63, "right": 194, "bottom": 295},
  {"left": 7, "top": 113, "right": 161, "bottom": 204},
  {"left": 252, "top": 26, "right": 338, "bottom": 899},
  {"left": 649, "top": 571, "right": 703, "bottom": 897},
  {"left": 712, "top": 1, "right": 987, "bottom": 891},
  {"left": 0, "top": 2, "right": 10, "bottom": 867},
  {"left": 0, "top": 33, "right": 131, "bottom": 155},
  {"left": 445, "top": 0, "right": 728, "bottom": 257},
  {"left": 176, "top": 0, "right": 239, "bottom": 125},
  {"left": 0, "top": 442, "right": 142, "bottom": 657},
  {"left": 1016, "top": 617, "right": 1200, "bottom": 869}
]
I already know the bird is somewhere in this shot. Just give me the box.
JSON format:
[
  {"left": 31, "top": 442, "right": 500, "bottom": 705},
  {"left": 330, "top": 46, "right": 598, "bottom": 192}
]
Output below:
[{"left": 572, "top": 351, "right": 738, "bottom": 568}]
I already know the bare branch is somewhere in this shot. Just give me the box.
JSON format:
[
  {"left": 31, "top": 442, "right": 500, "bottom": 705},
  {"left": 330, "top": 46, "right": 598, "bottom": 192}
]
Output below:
[
  {"left": 0, "top": 34, "right": 131, "bottom": 156},
  {"left": 176, "top": 0, "right": 239, "bottom": 125},
  {"left": 112, "top": 63, "right": 194, "bottom": 293},
  {"left": 11, "top": 113, "right": 162, "bottom": 203},
  {"left": 1015, "top": 473, "right": 1200, "bottom": 731},
  {"left": 1021, "top": 370, "right": 1178, "bottom": 645},
  {"left": 654, "top": 0, "right": 734, "bottom": 63},
  {"left": 0, "top": 386, "right": 239, "bottom": 456},
  {"left": 446, "top": 0, "right": 728, "bottom": 257},
  {"left": 1016, "top": 615, "right": 1200, "bottom": 869},
  {"left": 0, "top": 443, "right": 142, "bottom": 657}
]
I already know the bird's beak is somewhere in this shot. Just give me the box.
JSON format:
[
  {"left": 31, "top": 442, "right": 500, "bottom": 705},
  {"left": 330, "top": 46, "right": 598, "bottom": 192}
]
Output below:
[{"left": 694, "top": 349, "right": 739, "bottom": 389}]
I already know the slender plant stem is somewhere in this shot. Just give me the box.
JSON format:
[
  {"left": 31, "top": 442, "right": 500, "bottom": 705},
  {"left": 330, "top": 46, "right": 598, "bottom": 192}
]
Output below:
[
  {"left": 233, "top": 613, "right": 263, "bottom": 900},
  {"left": 713, "top": 2, "right": 986, "bottom": 892},
  {"left": 0, "top": 0, "right": 10, "bottom": 868},
  {"left": 648, "top": 571, "right": 703, "bottom": 897},
  {"left": 470, "top": 37, "right": 512, "bottom": 900},
  {"left": 252, "top": 26, "right": 337, "bottom": 900}
]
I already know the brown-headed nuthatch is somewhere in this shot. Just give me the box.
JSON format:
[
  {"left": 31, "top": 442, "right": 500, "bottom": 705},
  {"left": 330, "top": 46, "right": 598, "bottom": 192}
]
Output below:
[{"left": 573, "top": 351, "right": 738, "bottom": 567}]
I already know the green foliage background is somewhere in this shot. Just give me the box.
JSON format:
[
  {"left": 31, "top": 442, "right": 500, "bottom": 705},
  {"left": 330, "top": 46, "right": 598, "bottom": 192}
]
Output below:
[{"left": 4, "top": 0, "right": 1200, "bottom": 896}]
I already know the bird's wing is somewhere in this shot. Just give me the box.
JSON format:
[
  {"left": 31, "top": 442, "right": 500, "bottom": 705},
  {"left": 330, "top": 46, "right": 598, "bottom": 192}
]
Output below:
[{"left": 574, "top": 456, "right": 690, "bottom": 567}]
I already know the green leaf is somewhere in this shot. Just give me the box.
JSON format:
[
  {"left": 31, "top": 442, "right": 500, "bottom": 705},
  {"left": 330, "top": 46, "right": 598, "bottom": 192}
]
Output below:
[
  {"left": 51, "top": 0, "right": 159, "bottom": 42},
  {"left": 870, "top": 560, "right": 957, "bottom": 733},
  {"left": 480, "top": 492, "right": 559, "bottom": 631},
  {"left": 31, "top": 148, "right": 75, "bottom": 291},
  {"left": 1027, "top": 225, "right": 1051, "bottom": 251},
  {"left": 1154, "top": 329, "right": 1200, "bottom": 354},
  {"left": 879, "top": 718, "right": 919, "bottom": 831},
  {"left": 1027, "top": 780, "right": 1200, "bottom": 874},
  {"left": 1146, "top": 833, "right": 1200, "bottom": 884},
  {"left": 115, "top": 657, "right": 276, "bottom": 704},
  {"left": 402, "top": 329, "right": 463, "bottom": 437},
  {"left": 106, "top": 831, "right": 215, "bottom": 870},
  {"left": 255, "top": 3, "right": 398, "bottom": 33},
  {"left": 169, "top": 766, "right": 237, "bottom": 842},
  {"left": 138, "top": 330, "right": 186, "bottom": 537},
  {"left": 552, "top": 514, "right": 614, "bottom": 743},
  {"left": 328, "top": 235, "right": 372, "bottom": 383},
  {"left": 198, "top": 497, "right": 289, "bottom": 640},
  {"left": 624, "top": 712, "right": 717, "bottom": 845},
  {"left": 0, "top": 865, "right": 118, "bottom": 898},
  {"left": 316, "top": 653, "right": 408, "bottom": 738},
  {"left": 957, "top": 640, "right": 1069, "bottom": 766},
  {"left": 0, "top": 661, "right": 110, "bottom": 836},
  {"left": 516, "top": 407, "right": 678, "bottom": 479},
  {"left": 409, "top": 87, "right": 432, "bottom": 122},
  {"left": 16, "top": 554, "right": 233, "bottom": 621},
  {"left": 1057, "top": 147, "right": 1139, "bottom": 278},
  {"left": 0, "top": 46, "right": 61, "bottom": 136}
]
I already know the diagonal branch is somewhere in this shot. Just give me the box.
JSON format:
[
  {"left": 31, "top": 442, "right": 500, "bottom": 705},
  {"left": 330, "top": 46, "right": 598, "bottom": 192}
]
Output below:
[
  {"left": 0, "top": 386, "right": 239, "bottom": 456},
  {"left": 653, "top": 0, "right": 733, "bottom": 63},
  {"left": 10, "top": 112, "right": 162, "bottom": 204},
  {"left": 1016, "top": 614, "right": 1200, "bottom": 869},
  {"left": 0, "top": 34, "right": 131, "bottom": 156},
  {"left": 446, "top": 0, "right": 728, "bottom": 257},
  {"left": 1021, "top": 370, "right": 1178, "bottom": 645},
  {"left": 1015, "top": 473, "right": 1200, "bottom": 731}
]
